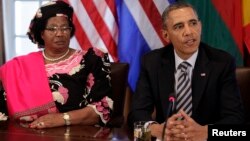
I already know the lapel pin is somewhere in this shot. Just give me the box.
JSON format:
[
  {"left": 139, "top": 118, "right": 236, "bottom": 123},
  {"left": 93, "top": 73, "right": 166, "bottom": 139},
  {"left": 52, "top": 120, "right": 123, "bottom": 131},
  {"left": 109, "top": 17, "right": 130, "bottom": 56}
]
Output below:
[{"left": 200, "top": 73, "right": 206, "bottom": 76}]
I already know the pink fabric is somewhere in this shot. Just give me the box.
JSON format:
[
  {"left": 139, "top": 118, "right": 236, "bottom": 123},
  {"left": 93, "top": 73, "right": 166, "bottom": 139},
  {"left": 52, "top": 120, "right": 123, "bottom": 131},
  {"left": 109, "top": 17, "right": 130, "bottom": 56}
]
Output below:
[
  {"left": 91, "top": 96, "right": 112, "bottom": 123},
  {"left": 45, "top": 50, "right": 85, "bottom": 77},
  {"left": 86, "top": 73, "right": 95, "bottom": 90},
  {"left": 0, "top": 52, "right": 56, "bottom": 119}
]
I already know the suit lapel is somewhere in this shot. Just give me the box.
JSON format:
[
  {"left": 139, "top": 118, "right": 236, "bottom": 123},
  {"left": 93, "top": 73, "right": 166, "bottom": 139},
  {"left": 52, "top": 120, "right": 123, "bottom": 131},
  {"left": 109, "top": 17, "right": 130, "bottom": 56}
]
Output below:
[
  {"left": 192, "top": 45, "right": 211, "bottom": 112},
  {"left": 158, "top": 47, "right": 175, "bottom": 117},
  {"left": 157, "top": 44, "right": 211, "bottom": 116}
]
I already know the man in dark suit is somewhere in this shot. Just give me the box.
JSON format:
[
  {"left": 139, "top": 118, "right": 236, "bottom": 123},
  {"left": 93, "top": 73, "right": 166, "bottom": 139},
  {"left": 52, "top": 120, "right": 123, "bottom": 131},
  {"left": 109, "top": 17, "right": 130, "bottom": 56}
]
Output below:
[{"left": 128, "top": 2, "right": 245, "bottom": 141}]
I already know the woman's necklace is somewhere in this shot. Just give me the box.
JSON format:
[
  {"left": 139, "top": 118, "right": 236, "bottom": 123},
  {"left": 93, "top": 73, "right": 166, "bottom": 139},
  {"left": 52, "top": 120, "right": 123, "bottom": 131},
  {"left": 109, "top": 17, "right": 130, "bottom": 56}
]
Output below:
[{"left": 42, "top": 49, "right": 70, "bottom": 62}]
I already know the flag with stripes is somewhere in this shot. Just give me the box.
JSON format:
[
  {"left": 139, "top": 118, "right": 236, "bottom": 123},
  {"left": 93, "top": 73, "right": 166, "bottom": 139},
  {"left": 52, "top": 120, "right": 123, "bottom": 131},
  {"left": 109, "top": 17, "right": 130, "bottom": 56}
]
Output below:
[
  {"left": 184, "top": 0, "right": 248, "bottom": 66},
  {"left": 116, "top": 0, "right": 175, "bottom": 91},
  {"left": 65, "top": 0, "right": 175, "bottom": 92},
  {"left": 65, "top": 0, "right": 119, "bottom": 62}
]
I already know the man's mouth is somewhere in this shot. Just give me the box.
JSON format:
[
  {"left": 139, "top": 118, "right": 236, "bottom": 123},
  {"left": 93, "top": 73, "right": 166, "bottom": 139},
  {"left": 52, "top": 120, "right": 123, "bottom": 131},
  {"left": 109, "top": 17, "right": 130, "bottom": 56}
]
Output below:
[{"left": 185, "top": 39, "right": 196, "bottom": 46}]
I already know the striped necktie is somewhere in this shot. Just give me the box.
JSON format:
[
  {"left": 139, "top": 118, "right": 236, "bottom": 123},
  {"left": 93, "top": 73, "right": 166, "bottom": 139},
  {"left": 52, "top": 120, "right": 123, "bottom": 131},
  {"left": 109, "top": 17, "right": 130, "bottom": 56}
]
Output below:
[{"left": 176, "top": 61, "right": 192, "bottom": 116}]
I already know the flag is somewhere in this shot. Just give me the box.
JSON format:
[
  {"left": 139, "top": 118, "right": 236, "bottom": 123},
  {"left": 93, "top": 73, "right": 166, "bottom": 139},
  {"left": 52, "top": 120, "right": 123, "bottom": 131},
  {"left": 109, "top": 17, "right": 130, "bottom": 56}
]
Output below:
[
  {"left": 65, "top": 0, "right": 175, "bottom": 92},
  {"left": 65, "top": 0, "right": 119, "bottom": 62},
  {"left": 184, "top": 0, "right": 244, "bottom": 66},
  {"left": 64, "top": 0, "right": 250, "bottom": 92},
  {"left": 243, "top": 0, "right": 250, "bottom": 53},
  {"left": 116, "top": 0, "right": 175, "bottom": 91}
]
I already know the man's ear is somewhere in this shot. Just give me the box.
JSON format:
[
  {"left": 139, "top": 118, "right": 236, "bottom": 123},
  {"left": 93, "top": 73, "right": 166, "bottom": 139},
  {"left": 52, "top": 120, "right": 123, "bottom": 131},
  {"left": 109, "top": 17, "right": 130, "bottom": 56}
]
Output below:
[
  {"left": 161, "top": 29, "right": 169, "bottom": 42},
  {"left": 199, "top": 20, "right": 202, "bottom": 33}
]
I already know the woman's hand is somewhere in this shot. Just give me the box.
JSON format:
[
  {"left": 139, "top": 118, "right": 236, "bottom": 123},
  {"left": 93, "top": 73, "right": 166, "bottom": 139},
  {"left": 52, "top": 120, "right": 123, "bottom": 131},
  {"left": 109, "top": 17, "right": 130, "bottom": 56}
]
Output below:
[
  {"left": 29, "top": 106, "right": 100, "bottom": 129},
  {"left": 29, "top": 113, "right": 64, "bottom": 129}
]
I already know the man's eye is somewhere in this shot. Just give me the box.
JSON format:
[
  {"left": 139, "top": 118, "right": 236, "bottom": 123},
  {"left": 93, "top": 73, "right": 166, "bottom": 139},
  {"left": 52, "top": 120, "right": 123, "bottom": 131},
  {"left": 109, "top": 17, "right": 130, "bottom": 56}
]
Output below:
[
  {"left": 174, "top": 24, "right": 183, "bottom": 30},
  {"left": 190, "top": 21, "right": 197, "bottom": 26}
]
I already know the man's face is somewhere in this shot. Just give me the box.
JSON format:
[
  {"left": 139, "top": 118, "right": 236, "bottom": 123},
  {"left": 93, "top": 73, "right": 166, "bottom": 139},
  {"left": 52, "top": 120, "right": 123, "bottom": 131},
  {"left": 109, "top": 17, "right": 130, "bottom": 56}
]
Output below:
[{"left": 162, "top": 7, "right": 202, "bottom": 60}]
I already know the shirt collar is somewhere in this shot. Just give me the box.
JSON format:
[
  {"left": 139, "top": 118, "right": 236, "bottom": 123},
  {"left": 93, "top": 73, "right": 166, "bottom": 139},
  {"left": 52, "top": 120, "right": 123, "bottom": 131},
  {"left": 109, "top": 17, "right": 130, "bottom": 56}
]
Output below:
[{"left": 174, "top": 49, "right": 198, "bottom": 71}]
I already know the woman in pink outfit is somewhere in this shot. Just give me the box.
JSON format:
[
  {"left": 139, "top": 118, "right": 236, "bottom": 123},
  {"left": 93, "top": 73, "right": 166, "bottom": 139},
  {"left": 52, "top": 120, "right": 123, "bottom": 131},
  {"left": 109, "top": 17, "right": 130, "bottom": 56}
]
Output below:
[{"left": 0, "top": 0, "right": 113, "bottom": 129}]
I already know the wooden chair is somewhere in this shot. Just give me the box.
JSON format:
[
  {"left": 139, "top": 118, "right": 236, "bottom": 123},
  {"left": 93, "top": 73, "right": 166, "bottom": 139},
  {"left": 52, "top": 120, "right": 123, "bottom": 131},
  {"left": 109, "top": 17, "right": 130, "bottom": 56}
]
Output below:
[
  {"left": 236, "top": 67, "right": 250, "bottom": 123},
  {"left": 107, "top": 62, "right": 129, "bottom": 127}
]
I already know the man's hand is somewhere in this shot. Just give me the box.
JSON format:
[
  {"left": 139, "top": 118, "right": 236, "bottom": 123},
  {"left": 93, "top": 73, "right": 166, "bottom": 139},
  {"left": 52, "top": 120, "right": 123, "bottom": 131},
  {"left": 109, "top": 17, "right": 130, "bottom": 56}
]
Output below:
[
  {"left": 149, "top": 122, "right": 165, "bottom": 139},
  {"left": 166, "top": 110, "right": 208, "bottom": 141}
]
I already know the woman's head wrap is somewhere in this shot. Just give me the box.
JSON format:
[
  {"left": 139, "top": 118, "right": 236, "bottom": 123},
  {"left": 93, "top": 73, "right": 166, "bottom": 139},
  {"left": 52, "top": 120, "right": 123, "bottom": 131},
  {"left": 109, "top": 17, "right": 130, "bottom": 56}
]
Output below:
[{"left": 27, "top": 0, "right": 75, "bottom": 48}]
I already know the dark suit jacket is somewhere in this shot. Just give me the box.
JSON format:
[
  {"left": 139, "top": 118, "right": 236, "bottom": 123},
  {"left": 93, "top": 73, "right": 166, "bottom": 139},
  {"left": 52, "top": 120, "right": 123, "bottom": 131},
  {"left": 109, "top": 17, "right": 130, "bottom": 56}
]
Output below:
[{"left": 128, "top": 43, "right": 245, "bottom": 127}]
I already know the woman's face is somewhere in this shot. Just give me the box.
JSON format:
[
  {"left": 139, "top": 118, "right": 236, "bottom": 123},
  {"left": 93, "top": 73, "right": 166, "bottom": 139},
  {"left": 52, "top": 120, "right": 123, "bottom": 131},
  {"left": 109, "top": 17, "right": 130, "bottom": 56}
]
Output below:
[{"left": 41, "top": 16, "right": 72, "bottom": 51}]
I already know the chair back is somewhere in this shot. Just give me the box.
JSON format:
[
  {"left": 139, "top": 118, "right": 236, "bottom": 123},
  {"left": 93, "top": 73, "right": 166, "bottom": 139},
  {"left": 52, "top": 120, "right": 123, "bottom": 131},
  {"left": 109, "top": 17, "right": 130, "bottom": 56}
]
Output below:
[
  {"left": 107, "top": 62, "right": 129, "bottom": 127},
  {"left": 236, "top": 67, "right": 250, "bottom": 123}
]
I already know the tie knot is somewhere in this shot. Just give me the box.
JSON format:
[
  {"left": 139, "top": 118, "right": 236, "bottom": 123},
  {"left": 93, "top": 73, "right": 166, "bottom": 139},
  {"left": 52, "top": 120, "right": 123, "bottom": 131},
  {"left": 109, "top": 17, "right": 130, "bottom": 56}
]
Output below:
[{"left": 178, "top": 61, "right": 190, "bottom": 72}]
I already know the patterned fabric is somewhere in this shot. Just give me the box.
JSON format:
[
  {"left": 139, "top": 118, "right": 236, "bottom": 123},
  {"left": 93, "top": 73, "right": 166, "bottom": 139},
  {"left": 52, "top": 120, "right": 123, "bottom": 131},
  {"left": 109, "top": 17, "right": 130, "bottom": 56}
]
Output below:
[
  {"left": 176, "top": 61, "right": 192, "bottom": 116},
  {"left": 0, "top": 48, "right": 113, "bottom": 124},
  {"left": 46, "top": 48, "right": 113, "bottom": 124}
]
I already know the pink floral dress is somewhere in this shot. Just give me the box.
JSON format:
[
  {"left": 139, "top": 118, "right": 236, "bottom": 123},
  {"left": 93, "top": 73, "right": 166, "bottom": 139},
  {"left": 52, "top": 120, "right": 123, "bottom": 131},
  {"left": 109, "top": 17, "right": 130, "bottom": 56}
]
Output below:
[
  {"left": 0, "top": 48, "right": 113, "bottom": 123},
  {"left": 44, "top": 48, "right": 113, "bottom": 124}
]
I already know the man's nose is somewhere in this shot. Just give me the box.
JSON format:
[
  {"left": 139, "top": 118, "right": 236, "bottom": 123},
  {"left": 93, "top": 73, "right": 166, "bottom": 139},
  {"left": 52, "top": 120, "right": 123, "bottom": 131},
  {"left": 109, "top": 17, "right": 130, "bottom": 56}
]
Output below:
[{"left": 183, "top": 25, "right": 192, "bottom": 36}]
